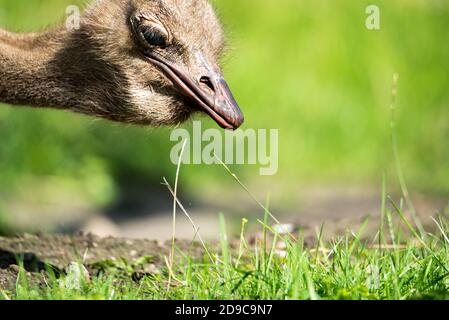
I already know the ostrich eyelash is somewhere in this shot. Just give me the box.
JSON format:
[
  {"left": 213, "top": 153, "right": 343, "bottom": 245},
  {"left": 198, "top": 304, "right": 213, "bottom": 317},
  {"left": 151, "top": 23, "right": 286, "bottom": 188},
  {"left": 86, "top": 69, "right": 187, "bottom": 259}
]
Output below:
[{"left": 140, "top": 26, "right": 168, "bottom": 47}]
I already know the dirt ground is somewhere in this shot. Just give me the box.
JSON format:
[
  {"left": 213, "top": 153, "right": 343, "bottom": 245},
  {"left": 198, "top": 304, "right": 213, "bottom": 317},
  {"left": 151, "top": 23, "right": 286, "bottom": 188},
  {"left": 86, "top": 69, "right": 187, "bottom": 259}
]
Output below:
[
  {"left": 5, "top": 184, "right": 448, "bottom": 240},
  {"left": 0, "top": 233, "right": 205, "bottom": 292}
]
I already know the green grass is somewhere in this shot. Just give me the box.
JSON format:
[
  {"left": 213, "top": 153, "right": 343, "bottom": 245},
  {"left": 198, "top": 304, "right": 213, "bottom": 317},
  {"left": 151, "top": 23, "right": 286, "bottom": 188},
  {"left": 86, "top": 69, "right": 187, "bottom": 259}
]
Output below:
[{"left": 3, "top": 207, "right": 449, "bottom": 300}]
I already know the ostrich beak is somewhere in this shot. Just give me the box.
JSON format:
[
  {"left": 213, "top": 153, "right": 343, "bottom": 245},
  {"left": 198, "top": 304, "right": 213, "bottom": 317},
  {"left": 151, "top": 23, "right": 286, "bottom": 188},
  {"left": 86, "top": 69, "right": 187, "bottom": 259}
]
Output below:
[{"left": 145, "top": 52, "right": 244, "bottom": 130}]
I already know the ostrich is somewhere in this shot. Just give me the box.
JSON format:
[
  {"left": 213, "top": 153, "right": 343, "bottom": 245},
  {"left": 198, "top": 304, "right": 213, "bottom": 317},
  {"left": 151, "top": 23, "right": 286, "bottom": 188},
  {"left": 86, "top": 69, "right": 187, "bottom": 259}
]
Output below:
[{"left": 0, "top": 0, "right": 244, "bottom": 129}]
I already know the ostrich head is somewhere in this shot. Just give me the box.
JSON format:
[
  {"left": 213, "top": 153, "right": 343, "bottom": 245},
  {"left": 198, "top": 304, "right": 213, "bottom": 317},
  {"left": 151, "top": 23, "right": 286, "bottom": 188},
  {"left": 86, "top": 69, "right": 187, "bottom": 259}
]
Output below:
[{"left": 60, "top": 0, "right": 244, "bottom": 129}]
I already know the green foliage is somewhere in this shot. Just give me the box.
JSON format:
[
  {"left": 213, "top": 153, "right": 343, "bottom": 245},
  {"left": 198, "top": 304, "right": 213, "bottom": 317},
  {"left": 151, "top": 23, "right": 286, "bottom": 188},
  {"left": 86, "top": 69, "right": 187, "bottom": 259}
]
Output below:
[{"left": 1, "top": 0, "right": 448, "bottom": 206}]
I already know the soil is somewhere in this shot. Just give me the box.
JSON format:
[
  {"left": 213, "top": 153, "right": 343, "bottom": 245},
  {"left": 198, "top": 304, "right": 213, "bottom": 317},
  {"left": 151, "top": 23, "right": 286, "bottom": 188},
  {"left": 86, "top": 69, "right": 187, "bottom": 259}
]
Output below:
[{"left": 0, "top": 233, "right": 204, "bottom": 293}]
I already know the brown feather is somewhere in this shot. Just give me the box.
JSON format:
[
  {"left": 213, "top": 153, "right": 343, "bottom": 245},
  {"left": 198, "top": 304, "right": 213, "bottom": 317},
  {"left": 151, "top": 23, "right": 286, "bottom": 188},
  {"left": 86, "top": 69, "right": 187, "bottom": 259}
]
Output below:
[{"left": 0, "top": 0, "right": 227, "bottom": 126}]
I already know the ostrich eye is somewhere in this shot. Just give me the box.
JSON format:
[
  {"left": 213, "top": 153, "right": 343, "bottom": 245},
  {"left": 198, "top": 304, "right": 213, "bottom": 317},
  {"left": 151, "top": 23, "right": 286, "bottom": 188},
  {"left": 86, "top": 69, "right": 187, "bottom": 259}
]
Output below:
[
  {"left": 131, "top": 15, "right": 170, "bottom": 49},
  {"left": 141, "top": 26, "right": 168, "bottom": 47}
]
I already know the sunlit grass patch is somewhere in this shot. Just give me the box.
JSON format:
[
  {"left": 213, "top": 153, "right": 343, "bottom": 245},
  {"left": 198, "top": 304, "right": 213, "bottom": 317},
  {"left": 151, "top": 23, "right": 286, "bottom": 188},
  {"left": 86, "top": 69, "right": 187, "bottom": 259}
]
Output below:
[{"left": 4, "top": 206, "right": 448, "bottom": 300}]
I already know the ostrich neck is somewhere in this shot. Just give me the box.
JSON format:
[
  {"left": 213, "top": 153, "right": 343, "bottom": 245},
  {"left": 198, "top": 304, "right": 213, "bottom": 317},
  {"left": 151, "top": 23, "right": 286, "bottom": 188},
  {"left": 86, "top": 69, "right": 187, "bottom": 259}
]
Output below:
[{"left": 0, "top": 28, "right": 86, "bottom": 110}]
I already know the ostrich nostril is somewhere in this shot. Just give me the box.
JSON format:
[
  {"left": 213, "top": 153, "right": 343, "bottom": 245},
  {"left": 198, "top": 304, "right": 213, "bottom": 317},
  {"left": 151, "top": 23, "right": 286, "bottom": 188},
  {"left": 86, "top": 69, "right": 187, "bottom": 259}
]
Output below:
[{"left": 199, "top": 76, "right": 215, "bottom": 94}]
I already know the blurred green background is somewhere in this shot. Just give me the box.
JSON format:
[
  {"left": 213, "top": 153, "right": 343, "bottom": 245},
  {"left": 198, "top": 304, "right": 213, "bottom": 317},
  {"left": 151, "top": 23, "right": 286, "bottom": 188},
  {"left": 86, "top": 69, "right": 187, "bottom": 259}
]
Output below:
[{"left": 0, "top": 0, "right": 448, "bottom": 232}]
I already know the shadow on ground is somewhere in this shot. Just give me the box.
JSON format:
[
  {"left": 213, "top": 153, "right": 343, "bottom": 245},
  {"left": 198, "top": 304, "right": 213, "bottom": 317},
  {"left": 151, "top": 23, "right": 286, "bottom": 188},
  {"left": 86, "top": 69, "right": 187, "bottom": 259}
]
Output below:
[{"left": 2, "top": 183, "right": 448, "bottom": 241}]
